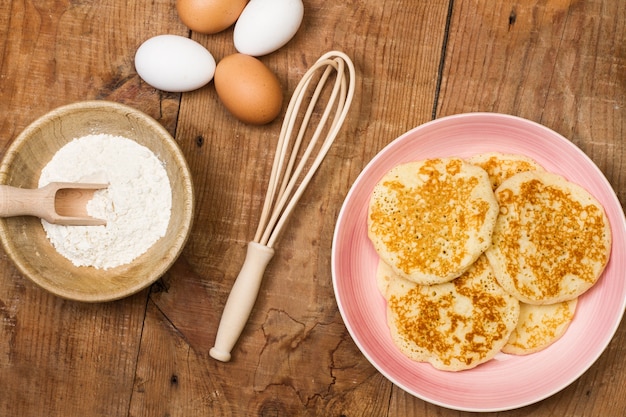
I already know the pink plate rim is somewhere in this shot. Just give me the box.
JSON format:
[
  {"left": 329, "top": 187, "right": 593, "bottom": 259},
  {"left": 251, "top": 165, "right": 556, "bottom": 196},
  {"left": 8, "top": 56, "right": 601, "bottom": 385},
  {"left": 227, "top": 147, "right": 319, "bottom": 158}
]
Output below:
[{"left": 331, "top": 112, "right": 626, "bottom": 412}]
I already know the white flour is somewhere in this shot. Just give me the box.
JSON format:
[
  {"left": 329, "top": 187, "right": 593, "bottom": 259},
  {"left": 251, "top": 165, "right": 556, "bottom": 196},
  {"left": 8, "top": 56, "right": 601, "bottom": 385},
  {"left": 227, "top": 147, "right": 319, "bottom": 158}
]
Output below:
[{"left": 38, "top": 133, "right": 172, "bottom": 270}]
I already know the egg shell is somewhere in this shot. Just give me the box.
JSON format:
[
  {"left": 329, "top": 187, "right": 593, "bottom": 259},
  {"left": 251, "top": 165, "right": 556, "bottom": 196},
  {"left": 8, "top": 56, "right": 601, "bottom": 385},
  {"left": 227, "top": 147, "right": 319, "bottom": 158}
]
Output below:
[
  {"left": 134, "top": 35, "right": 216, "bottom": 93},
  {"left": 234, "top": 0, "right": 304, "bottom": 57},
  {"left": 176, "top": 0, "right": 248, "bottom": 34},
  {"left": 214, "top": 54, "right": 283, "bottom": 125}
]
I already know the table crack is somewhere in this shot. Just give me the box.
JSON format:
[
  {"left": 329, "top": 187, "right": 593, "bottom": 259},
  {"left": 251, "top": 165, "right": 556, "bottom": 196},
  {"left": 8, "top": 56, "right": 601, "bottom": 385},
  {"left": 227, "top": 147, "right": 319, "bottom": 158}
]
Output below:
[{"left": 432, "top": 0, "right": 456, "bottom": 120}]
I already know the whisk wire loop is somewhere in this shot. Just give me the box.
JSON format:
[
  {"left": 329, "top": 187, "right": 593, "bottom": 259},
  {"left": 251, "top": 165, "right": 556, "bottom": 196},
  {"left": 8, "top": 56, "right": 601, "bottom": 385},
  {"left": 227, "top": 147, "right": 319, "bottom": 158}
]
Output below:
[{"left": 254, "top": 52, "right": 356, "bottom": 247}]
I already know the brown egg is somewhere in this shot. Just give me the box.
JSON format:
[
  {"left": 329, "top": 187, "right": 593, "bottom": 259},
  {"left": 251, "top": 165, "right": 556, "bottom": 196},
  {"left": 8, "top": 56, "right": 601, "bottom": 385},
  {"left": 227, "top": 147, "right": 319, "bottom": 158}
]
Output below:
[
  {"left": 176, "top": 0, "right": 247, "bottom": 34},
  {"left": 214, "top": 54, "right": 283, "bottom": 125}
]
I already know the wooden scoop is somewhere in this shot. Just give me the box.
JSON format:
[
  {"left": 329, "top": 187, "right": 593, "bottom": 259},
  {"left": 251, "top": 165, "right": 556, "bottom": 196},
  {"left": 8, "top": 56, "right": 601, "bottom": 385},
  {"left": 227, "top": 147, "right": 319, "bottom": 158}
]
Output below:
[{"left": 0, "top": 182, "right": 108, "bottom": 226}]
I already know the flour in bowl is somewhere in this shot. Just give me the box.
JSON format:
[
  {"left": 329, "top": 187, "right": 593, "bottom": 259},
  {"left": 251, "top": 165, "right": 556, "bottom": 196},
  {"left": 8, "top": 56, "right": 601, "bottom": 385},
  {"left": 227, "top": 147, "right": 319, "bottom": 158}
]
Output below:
[{"left": 38, "top": 133, "right": 172, "bottom": 270}]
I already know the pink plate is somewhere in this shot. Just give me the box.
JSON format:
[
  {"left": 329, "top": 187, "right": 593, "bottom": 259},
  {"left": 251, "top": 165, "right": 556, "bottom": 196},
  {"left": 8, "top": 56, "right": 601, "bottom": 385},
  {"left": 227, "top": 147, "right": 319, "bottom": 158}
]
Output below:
[{"left": 331, "top": 113, "right": 626, "bottom": 412}]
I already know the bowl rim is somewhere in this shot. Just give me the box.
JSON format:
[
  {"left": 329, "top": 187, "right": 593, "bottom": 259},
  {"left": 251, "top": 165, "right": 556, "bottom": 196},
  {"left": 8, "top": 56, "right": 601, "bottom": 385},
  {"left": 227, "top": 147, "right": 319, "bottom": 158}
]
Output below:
[{"left": 0, "top": 100, "right": 195, "bottom": 302}]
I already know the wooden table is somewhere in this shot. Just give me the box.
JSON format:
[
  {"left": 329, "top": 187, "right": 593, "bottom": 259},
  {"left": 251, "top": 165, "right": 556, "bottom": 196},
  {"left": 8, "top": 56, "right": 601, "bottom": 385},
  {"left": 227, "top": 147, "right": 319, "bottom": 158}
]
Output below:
[{"left": 1, "top": 0, "right": 625, "bottom": 415}]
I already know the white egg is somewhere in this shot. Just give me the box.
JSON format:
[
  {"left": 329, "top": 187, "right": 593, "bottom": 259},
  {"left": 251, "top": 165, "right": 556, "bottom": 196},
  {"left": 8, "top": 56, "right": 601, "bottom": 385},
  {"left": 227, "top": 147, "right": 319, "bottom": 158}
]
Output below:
[
  {"left": 233, "top": 0, "right": 304, "bottom": 57},
  {"left": 134, "top": 34, "right": 216, "bottom": 92}
]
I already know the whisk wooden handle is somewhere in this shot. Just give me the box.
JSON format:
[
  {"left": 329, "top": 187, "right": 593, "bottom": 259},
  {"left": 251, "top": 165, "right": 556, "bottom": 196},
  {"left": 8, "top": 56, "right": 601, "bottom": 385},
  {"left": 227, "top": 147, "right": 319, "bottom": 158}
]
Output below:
[{"left": 210, "top": 242, "right": 275, "bottom": 362}]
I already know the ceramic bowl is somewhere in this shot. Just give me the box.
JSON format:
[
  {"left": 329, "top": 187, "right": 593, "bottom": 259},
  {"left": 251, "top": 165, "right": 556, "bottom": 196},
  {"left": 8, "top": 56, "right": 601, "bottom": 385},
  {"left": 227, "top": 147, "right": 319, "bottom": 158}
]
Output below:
[
  {"left": 331, "top": 113, "right": 626, "bottom": 411},
  {"left": 0, "top": 100, "right": 194, "bottom": 302}
]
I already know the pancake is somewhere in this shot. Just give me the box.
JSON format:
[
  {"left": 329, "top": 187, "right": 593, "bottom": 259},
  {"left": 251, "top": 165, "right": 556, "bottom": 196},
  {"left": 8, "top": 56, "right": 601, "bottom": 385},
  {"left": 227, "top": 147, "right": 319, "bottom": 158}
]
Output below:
[
  {"left": 502, "top": 299, "right": 577, "bottom": 355},
  {"left": 467, "top": 152, "right": 545, "bottom": 190},
  {"left": 386, "top": 255, "right": 520, "bottom": 371},
  {"left": 485, "top": 171, "right": 612, "bottom": 304},
  {"left": 367, "top": 157, "right": 499, "bottom": 285},
  {"left": 376, "top": 259, "right": 396, "bottom": 300}
]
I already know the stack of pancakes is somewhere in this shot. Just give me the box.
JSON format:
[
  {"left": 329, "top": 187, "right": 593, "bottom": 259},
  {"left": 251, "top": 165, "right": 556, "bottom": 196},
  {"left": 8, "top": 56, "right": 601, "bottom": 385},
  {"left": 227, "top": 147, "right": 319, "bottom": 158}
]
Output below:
[{"left": 368, "top": 153, "right": 611, "bottom": 371}]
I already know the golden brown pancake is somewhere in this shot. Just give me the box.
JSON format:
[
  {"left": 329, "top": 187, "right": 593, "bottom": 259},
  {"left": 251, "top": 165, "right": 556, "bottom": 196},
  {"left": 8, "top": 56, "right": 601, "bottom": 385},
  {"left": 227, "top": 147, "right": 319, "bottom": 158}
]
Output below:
[
  {"left": 467, "top": 152, "right": 545, "bottom": 190},
  {"left": 486, "top": 171, "right": 612, "bottom": 304},
  {"left": 503, "top": 299, "right": 577, "bottom": 355},
  {"left": 376, "top": 259, "right": 395, "bottom": 300},
  {"left": 386, "top": 255, "right": 520, "bottom": 371},
  {"left": 368, "top": 158, "right": 499, "bottom": 285}
]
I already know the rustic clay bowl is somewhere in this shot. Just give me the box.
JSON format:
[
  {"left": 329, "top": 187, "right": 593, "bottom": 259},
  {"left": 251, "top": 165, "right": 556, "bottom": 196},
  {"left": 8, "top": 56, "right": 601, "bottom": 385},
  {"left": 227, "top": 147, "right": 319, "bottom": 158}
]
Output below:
[{"left": 0, "top": 101, "right": 194, "bottom": 302}]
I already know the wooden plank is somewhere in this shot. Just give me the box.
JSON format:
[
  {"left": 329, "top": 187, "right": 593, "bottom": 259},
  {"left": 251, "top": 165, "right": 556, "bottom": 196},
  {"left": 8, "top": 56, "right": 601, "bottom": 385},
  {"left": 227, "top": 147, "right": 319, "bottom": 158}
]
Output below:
[
  {"left": 391, "top": 0, "right": 626, "bottom": 415},
  {"left": 438, "top": 0, "right": 626, "bottom": 209},
  {"left": 129, "top": 300, "right": 220, "bottom": 416},
  {"left": 146, "top": 0, "right": 453, "bottom": 414},
  {"left": 0, "top": 0, "right": 183, "bottom": 136},
  {"left": 0, "top": 289, "right": 147, "bottom": 416},
  {"left": 0, "top": 0, "right": 184, "bottom": 415}
]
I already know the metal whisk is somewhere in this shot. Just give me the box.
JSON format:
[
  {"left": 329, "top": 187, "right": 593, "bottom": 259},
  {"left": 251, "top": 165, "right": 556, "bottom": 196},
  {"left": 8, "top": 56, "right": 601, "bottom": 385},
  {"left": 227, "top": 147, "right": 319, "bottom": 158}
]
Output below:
[{"left": 210, "top": 51, "right": 356, "bottom": 362}]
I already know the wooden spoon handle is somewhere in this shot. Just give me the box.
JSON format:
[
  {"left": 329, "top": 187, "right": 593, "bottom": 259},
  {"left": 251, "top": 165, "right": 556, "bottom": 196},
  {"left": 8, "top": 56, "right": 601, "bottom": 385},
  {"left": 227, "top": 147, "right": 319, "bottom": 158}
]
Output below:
[{"left": 0, "top": 185, "right": 49, "bottom": 219}]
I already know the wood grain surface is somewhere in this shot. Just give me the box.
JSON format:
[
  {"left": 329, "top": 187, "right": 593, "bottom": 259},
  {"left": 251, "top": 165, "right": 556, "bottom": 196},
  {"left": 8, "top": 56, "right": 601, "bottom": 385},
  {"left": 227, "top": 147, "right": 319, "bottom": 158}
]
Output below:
[{"left": 1, "top": 0, "right": 625, "bottom": 416}]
